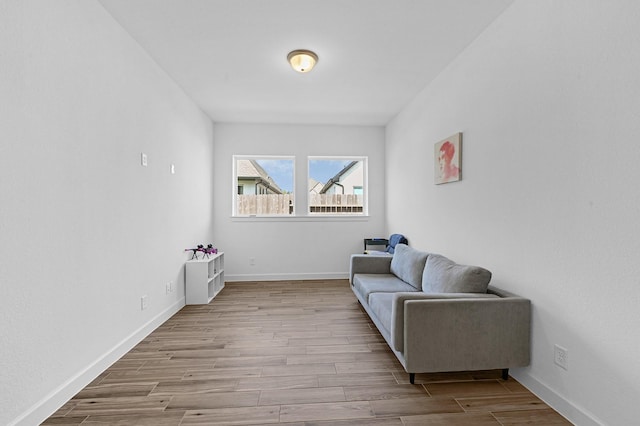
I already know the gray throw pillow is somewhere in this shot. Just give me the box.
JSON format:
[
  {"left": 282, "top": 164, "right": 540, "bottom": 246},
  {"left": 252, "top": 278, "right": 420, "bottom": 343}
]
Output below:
[
  {"left": 422, "top": 254, "right": 491, "bottom": 293},
  {"left": 390, "top": 244, "right": 429, "bottom": 289}
]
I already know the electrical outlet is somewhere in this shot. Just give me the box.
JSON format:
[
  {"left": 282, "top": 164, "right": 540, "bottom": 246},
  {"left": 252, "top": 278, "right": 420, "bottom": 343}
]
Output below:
[
  {"left": 166, "top": 282, "right": 171, "bottom": 295},
  {"left": 249, "top": 257, "right": 255, "bottom": 266},
  {"left": 554, "top": 344, "right": 568, "bottom": 370},
  {"left": 141, "top": 153, "right": 148, "bottom": 167},
  {"left": 141, "top": 295, "right": 148, "bottom": 310}
]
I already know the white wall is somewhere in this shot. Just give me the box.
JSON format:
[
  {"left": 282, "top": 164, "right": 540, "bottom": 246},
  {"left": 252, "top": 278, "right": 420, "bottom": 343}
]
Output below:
[
  {"left": 0, "top": 1, "right": 213, "bottom": 425},
  {"left": 385, "top": 1, "right": 640, "bottom": 425},
  {"left": 213, "top": 123, "right": 385, "bottom": 281}
]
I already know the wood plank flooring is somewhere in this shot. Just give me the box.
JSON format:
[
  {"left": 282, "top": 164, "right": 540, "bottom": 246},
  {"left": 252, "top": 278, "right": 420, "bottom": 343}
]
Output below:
[{"left": 43, "top": 280, "right": 572, "bottom": 425}]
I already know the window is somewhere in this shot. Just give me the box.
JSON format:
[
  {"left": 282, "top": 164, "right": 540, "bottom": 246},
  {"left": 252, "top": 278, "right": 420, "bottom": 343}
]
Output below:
[
  {"left": 308, "top": 157, "right": 367, "bottom": 215},
  {"left": 233, "top": 156, "right": 294, "bottom": 216}
]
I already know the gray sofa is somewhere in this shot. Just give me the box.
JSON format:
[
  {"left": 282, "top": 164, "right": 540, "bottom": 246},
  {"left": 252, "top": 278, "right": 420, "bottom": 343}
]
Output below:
[{"left": 350, "top": 243, "right": 530, "bottom": 384}]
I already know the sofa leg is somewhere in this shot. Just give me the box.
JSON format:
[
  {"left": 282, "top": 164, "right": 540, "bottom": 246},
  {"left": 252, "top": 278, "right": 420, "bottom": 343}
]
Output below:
[
  {"left": 502, "top": 368, "right": 509, "bottom": 380},
  {"left": 409, "top": 373, "right": 415, "bottom": 384}
]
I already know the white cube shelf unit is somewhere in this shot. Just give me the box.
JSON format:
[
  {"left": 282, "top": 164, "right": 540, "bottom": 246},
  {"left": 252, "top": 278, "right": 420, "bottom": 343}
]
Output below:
[{"left": 185, "top": 251, "right": 224, "bottom": 304}]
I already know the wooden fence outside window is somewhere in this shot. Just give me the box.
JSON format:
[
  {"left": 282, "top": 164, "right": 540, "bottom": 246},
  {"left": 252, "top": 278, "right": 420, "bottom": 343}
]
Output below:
[
  {"left": 308, "top": 194, "right": 363, "bottom": 213},
  {"left": 236, "top": 194, "right": 363, "bottom": 215}
]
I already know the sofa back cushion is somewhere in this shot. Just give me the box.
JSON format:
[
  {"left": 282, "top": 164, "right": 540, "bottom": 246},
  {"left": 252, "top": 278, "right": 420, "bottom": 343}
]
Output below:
[
  {"left": 390, "top": 244, "right": 429, "bottom": 290},
  {"left": 422, "top": 254, "right": 492, "bottom": 293}
]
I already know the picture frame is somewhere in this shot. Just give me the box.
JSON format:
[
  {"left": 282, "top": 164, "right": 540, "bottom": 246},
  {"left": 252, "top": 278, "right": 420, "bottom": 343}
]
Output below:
[{"left": 434, "top": 132, "right": 462, "bottom": 184}]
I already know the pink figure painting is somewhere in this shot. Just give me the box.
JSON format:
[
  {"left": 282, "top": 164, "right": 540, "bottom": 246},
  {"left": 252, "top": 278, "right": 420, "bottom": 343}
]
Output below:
[{"left": 435, "top": 133, "right": 461, "bottom": 184}]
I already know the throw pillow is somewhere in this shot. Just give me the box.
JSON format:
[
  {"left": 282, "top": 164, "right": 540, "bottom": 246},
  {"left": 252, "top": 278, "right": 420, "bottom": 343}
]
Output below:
[
  {"left": 422, "top": 254, "right": 492, "bottom": 293},
  {"left": 390, "top": 244, "right": 429, "bottom": 289}
]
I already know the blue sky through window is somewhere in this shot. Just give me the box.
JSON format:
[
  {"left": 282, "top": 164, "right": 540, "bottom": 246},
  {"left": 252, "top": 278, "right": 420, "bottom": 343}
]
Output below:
[
  {"left": 255, "top": 159, "right": 294, "bottom": 193},
  {"left": 255, "top": 159, "right": 354, "bottom": 193},
  {"left": 309, "top": 159, "right": 352, "bottom": 185}
]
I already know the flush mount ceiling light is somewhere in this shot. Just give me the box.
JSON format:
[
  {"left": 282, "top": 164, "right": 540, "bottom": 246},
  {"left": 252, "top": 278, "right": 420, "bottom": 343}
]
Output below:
[{"left": 287, "top": 49, "right": 318, "bottom": 73}]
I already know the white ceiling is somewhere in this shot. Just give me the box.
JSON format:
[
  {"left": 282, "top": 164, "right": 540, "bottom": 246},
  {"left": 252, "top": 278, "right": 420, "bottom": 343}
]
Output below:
[{"left": 97, "top": 0, "right": 514, "bottom": 126}]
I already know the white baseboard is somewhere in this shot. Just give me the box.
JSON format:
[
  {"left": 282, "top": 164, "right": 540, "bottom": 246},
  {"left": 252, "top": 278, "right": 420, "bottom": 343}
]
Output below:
[
  {"left": 226, "top": 272, "right": 349, "bottom": 282},
  {"left": 11, "top": 297, "right": 185, "bottom": 426},
  {"left": 510, "top": 369, "right": 603, "bottom": 426}
]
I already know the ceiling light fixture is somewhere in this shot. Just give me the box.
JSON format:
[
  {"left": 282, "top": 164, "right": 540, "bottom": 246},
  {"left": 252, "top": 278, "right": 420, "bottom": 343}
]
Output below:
[{"left": 287, "top": 49, "right": 318, "bottom": 73}]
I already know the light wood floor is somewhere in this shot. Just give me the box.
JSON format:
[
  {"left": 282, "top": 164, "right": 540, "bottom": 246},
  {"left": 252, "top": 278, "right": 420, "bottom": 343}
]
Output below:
[{"left": 43, "top": 280, "right": 571, "bottom": 425}]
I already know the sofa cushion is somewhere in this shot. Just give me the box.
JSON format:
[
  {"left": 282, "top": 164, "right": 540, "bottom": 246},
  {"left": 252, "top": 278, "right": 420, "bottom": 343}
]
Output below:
[
  {"left": 368, "top": 292, "right": 394, "bottom": 335},
  {"left": 352, "top": 273, "right": 419, "bottom": 301},
  {"left": 390, "top": 244, "right": 429, "bottom": 290},
  {"left": 422, "top": 254, "right": 492, "bottom": 293}
]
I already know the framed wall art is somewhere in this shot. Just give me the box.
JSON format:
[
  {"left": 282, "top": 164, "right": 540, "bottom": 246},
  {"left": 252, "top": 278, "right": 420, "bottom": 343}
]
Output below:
[{"left": 434, "top": 132, "right": 462, "bottom": 184}]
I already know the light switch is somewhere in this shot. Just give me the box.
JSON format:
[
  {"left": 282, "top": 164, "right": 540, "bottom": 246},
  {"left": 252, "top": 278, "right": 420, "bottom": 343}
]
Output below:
[{"left": 170, "top": 164, "right": 175, "bottom": 174}]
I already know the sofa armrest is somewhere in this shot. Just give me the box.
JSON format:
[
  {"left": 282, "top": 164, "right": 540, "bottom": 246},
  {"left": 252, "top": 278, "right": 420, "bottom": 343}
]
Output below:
[
  {"left": 349, "top": 254, "right": 393, "bottom": 284},
  {"left": 396, "top": 297, "right": 531, "bottom": 373},
  {"left": 390, "top": 292, "right": 499, "bottom": 351}
]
